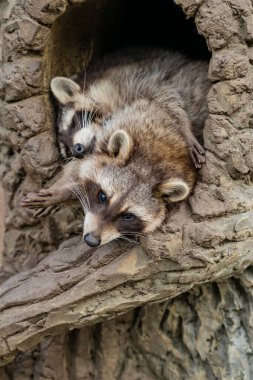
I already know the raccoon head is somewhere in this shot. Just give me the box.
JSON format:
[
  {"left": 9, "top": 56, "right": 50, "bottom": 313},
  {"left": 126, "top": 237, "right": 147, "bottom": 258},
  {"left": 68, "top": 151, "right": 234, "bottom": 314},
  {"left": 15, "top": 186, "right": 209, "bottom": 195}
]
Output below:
[
  {"left": 50, "top": 76, "right": 120, "bottom": 158},
  {"left": 50, "top": 76, "right": 102, "bottom": 158},
  {"left": 77, "top": 130, "right": 191, "bottom": 247}
]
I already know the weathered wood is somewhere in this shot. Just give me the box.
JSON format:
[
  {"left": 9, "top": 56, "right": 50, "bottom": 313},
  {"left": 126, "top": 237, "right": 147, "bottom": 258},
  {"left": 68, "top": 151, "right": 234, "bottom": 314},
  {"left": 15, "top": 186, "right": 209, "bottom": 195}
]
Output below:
[
  {"left": 1, "top": 0, "right": 253, "bottom": 376},
  {"left": 0, "top": 206, "right": 253, "bottom": 365}
]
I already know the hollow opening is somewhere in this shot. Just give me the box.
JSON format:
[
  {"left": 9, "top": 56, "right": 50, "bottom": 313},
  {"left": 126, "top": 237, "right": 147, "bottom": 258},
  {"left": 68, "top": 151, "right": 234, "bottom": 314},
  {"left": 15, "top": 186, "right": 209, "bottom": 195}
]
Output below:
[{"left": 45, "top": 0, "right": 210, "bottom": 82}]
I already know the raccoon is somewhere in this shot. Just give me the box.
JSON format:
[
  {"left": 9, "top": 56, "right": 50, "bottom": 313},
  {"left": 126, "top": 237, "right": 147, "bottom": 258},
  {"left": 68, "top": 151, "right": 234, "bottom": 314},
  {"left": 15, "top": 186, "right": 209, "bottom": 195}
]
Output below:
[
  {"left": 22, "top": 97, "right": 198, "bottom": 247},
  {"left": 22, "top": 48, "right": 210, "bottom": 247},
  {"left": 51, "top": 48, "right": 210, "bottom": 167},
  {"left": 51, "top": 77, "right": 103, "bottom": 159}
]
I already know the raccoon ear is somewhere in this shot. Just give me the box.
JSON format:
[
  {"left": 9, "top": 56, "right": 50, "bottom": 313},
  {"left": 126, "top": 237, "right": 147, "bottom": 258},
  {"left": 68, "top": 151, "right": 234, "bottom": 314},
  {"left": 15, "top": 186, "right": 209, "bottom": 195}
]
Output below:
[
  {"left": 157, "top": 179, "right": 190, "bottom": 202},
  {"left": 50, "top": 77, "right": 82, "bottom": 105},
  {"left": 107, "top": 130, "right": 133, "bottom": 165}
]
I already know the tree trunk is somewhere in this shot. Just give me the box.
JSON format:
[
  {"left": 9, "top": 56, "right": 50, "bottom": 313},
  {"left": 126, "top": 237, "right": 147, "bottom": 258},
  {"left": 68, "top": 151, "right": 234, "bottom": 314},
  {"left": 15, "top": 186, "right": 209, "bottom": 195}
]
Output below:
[{"left": 0, "top": 0, "right": 253, "bottom": 378}]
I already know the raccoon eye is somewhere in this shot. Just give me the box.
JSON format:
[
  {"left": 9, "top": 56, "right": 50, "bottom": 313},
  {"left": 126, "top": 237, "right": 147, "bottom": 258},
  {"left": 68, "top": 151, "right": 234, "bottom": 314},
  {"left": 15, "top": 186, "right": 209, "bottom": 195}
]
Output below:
[
  {"left": 73, "top": 143, "right": 85, "bottom": 157},
  {"left": 122, "top": 213, "right": 135, "bottom": 221},
  {"left": 98, "top": 191, "right": 107, "bottom": 204}
]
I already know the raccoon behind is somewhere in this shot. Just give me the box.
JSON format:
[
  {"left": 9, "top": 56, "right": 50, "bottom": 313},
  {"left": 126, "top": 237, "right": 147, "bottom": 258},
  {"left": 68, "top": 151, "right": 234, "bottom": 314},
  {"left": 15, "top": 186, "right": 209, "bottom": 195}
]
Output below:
[{"left": 51, "top": 48, "right": 210, "bottom": 167}]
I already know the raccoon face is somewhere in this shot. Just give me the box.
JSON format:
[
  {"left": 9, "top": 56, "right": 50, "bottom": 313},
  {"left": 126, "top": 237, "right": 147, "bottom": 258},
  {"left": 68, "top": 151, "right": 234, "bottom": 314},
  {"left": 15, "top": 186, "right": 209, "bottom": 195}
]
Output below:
[
  {"left": 51, "top": 77, "right": 103, "bottom": 158},
  {"left": 56, "top": 108, "right": 101, "bottom": 158},
  {"left": 78, "top": 130, "right": 190, "bottom": 247},
  {"left": 50, "top": 76, "right": 120, "bottom": 158}
]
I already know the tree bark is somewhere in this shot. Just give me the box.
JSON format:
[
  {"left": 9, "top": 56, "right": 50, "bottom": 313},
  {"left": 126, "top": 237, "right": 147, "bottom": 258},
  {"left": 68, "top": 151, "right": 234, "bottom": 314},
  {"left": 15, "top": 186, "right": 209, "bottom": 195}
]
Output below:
[
  {"left": 0, "top": 215, "right": 253, "bottom": 366},
  {"left": 1, "top": 269, "right": 253, "bottom": 379},
  {"left": 0, "top": 0, "right": 253, "bottom": 378}
]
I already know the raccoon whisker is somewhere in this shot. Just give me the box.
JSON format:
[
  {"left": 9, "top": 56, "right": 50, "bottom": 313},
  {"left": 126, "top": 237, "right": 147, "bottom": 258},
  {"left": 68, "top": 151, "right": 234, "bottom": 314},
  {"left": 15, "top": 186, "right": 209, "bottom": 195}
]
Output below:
[
  {"left": 117, "top": 236, "right": 132, "bottom": 244},
  {"left": 68, "top": 179, "right": 88, "bottom": 211},
  {"left": 74, "top": 112, "right": 83, "bottom": 131},
  {"left": 69, "top": 186, "right": 85, "bottom": 208},
  {"left": 121, "top": 233, "right": 148, "bottom": 242},
  {"left": 120, "top": 231, "right": 163, "bottom": 243},
  {"left": 77, "top": 185, "right": 90, "bottom": 212},
  {"left": 118, "top": 236, "right": 143, "bottom": 247},
  {"left": 74, "top": 185, "right": 87, "bottom": 209},
  {"left": 81, "top": 69, "right": 87, "bottom": 129},
  {"left": 131, "top": 233, "right": 149, "bottom": 238},
  {"left": 73, "top": 192, "right": 87, "bottom": 213},
  {"left": 80, "top": 184, "right": 91, "bottom": 211},
  {"left": 81, "top": 108, "right": 84, "bottom": 129},
  {"left": 117, "top": 236, "right": 136, "bottom": 245},
  {"left": 74, "top": 186, "right": 89, "bottom": 211},
  {"left": 82, "top": 97, "right": 92, "bottom": 129},
  {"left": 130, "top": 232, "right": 163, "bottom": 241},
  {"left": 85, "top": 102, "right": 96, "bottom": 128},
  {"left": 84, "top": 108, "right": 87, "bottom": 129},
  {"left": 72, "top": 181, "right": 89, "bottom": 210},
  {"left": 119, "top": 231, "right": 147, "bottom": 237},
  {"left": 88, "top": 109, "right": 96, "bottom": 125},
  {"left": 67, "top": 171, "right": 80, "bottom": 186}
]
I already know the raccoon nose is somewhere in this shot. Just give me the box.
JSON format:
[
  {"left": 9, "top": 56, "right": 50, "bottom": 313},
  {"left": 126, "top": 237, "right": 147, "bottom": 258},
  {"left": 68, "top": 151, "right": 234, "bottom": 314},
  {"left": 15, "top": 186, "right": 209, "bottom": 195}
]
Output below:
[
  {"left": 73, "top": 143, "right": 85, "bottom": 158},
  {"left": 84, "top": 233, "right": 101, "bottom": 247}
]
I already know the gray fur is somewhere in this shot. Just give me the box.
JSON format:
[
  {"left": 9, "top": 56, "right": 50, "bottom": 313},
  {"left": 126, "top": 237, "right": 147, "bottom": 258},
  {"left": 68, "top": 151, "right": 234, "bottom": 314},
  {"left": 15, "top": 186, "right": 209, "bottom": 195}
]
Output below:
[{"left": 52, "top": 48, "right": 210, "bottom": 164}]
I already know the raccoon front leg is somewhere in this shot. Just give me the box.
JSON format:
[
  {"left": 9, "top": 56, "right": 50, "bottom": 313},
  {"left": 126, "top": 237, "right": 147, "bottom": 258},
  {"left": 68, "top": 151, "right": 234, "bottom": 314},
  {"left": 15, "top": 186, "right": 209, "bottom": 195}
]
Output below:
[
  {"left": 21, "top": 180, "right": 76, "bottom": 218},
  {"left": 148, "top": 88, "right": 205, "bottom": 168},
  {"left": 170, "top": 105, "right": 205, "bottom": 169},
  {"left": 21, "top": 182, "right": 74, "bottom": 208},
  {"left": 21, "top": 161, "right": 79, "bottom": 217}
]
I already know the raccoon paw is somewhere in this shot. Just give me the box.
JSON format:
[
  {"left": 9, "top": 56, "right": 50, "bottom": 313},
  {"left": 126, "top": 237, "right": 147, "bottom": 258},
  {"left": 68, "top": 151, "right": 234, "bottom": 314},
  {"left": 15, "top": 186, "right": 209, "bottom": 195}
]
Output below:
[
  {"left": 21, "top": 189, "right": 56, "bottom": 208},
  {"left": 189, "top": 140, "right": 205, "bottom": 169}
]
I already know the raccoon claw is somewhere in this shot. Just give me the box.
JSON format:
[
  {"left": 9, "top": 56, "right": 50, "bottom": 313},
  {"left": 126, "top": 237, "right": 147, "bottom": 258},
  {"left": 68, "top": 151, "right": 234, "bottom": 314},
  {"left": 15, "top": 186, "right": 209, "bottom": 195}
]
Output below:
[
  {"left": 190, "top": 141, "right": 205, "bottom": 169},
  {"left": 38, "top": 189, "right": 54, "bottom": 196},
  {"left": 21, "top": 191, "right": 61, "bottom": 218},
  {"left": 21, "top": 190, "right": 54, "bottom": 208},
  {"left": 21, "top": 193, "right": 38, "bottom": 207}
]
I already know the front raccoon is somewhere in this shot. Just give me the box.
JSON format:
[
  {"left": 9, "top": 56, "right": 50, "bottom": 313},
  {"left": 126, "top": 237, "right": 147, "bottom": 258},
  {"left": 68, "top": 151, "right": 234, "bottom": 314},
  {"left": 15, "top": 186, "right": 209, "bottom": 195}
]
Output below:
[
  {"left": 22, "top": 99, "right": 196, "bottom": 247},
  {"left": 51, "top": 48, "right": 210, "bottom": 167}
]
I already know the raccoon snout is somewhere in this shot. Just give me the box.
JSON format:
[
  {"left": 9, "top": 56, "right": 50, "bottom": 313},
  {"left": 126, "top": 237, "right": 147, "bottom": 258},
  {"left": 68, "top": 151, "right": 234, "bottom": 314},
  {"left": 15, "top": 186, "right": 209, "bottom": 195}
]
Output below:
[
  {"left": 84, "top": 233, "right": 101, "bottom": 247},
  {"left": 73, "top": 143, "right": 85, "bottom": 158}
]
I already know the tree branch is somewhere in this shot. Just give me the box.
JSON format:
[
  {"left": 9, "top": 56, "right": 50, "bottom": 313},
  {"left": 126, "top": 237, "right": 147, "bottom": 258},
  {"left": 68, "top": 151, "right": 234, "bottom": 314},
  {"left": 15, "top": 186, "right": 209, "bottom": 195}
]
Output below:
[{"left": 0, "top": 208, "right": 253, "bottom": 366}]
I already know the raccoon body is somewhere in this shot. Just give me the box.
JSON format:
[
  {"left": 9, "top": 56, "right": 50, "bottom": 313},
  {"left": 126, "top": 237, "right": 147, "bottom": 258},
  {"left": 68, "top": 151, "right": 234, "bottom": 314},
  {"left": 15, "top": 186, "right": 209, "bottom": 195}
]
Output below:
[
  {"left": 51, "top": 48, "right": 210, "bottom": 167},
  {"left": 22, "top": 48, "right": 210, "bottom": 247},
  {"left": 22, "top": 96, "right": 197, "bottom": 247},
  {"left": 77, "top": 98, "right": 196, "bottom": 246}
]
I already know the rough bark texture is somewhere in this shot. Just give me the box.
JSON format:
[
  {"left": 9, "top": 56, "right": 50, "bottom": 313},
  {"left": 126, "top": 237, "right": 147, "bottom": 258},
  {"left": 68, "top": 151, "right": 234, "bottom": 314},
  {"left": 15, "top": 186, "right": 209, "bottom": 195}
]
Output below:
[
  {"left": 1, "top": 269, "right": 253, "bottom": 379},
  {"left": 0, "top": 0, "right": 253, "bottom": 378}
]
